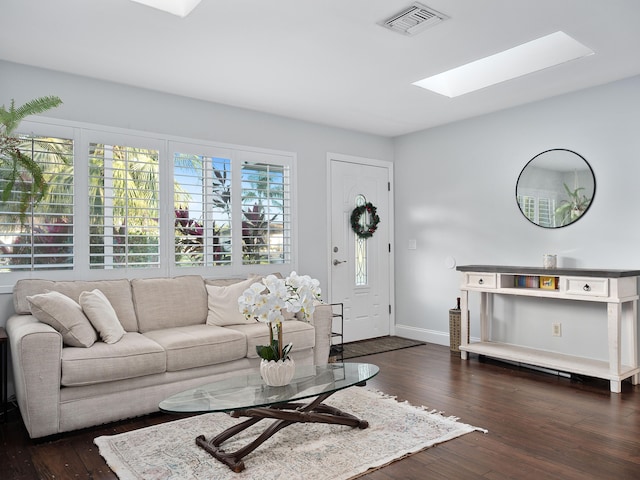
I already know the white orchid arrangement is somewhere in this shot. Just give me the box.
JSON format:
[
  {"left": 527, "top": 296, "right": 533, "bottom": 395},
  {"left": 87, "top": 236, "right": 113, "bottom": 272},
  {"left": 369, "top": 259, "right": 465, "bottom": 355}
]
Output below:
[{"left": 238, "top": 272, "right": 322, "bottom": 361}]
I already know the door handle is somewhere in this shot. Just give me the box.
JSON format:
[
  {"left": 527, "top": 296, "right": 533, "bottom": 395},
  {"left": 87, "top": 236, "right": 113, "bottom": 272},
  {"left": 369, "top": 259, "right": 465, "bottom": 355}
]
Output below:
[{"left": 333, "top": 259, "right": 347, "bottom": 266}]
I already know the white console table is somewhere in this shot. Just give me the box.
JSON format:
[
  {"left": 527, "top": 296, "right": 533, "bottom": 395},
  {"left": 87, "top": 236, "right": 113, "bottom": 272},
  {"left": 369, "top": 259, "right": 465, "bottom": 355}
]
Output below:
[{"left": 457, "top": 265, "right": 640, "bottom": 393}]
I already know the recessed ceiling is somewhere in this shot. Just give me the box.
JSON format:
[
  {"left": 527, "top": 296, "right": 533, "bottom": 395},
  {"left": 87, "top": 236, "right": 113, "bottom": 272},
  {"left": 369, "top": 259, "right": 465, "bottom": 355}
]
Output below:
[{"left": 1, "top": 0, "right": 639, "bottom": 137}]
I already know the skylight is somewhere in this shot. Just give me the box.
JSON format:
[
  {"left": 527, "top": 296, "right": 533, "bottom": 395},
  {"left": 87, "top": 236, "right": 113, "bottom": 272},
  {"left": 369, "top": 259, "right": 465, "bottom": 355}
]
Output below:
[
  {"left": 131, "top": 0, "right": 202, "bottom": 17},
  {"left": 412, "top": 31, "right": 594, "bottom": 98}
]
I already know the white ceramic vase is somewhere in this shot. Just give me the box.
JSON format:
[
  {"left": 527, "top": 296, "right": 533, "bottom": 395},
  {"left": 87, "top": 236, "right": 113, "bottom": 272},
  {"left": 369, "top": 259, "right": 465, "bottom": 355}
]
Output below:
[{"left": 260, "top": 358, "right": 296, "bottom": 386}]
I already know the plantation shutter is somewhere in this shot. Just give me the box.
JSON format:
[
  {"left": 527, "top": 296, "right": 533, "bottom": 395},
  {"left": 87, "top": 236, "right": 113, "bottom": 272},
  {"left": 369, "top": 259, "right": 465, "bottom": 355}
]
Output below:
[
  {"left": 88, "top": 142, "right": 160, "bottom": 269},
  {"left": 241, "top": 157, "right": 291, "bottom": 265},
  {"left": 0, "top": 134, "right": 74, "bottom": 271},
  {"left": 173, "top": 150, "right": 232, "bottom": 267},
  {"left": 0, "top": 121, "right": 298, "bottom": 283}
]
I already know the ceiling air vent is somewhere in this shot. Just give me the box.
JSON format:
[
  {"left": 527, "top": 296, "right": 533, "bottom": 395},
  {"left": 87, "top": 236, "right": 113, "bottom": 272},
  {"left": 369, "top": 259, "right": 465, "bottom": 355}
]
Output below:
[{"left": 380, "top": 2, "right": 449, "bottom": 36}]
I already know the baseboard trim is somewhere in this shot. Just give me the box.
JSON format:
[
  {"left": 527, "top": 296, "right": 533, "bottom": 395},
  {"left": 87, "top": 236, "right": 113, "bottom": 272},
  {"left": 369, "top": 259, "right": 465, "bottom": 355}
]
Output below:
[{"left": 393, "top": 325, "right": 443, "bottom": 344}]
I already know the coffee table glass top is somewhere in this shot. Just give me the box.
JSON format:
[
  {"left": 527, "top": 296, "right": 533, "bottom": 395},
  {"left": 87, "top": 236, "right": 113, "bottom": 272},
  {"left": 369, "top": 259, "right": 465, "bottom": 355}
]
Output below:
[{"left": 159, "top": 362, "right": 379, "bottom": 414}]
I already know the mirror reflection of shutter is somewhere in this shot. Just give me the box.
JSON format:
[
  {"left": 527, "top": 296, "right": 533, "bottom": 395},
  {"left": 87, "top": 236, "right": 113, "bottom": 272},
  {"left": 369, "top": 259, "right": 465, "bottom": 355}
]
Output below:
[
  {"left": 517, "top": 195, "right": 536, "bottom": 223},
  {"left": 538, "top": 197, "right": 555, "bottom": 228}
]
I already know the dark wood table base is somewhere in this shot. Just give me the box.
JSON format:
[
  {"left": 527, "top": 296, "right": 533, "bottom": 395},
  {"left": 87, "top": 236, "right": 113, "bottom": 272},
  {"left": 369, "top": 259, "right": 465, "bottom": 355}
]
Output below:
[{"left": 195, "top": 391, "right": 369, "bottom": 473}]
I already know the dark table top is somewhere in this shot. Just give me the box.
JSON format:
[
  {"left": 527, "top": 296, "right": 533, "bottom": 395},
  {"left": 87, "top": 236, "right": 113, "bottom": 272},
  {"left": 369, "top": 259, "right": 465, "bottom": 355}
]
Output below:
[{"left": 456, "top": 265, "right": 640, "bottom": 278}]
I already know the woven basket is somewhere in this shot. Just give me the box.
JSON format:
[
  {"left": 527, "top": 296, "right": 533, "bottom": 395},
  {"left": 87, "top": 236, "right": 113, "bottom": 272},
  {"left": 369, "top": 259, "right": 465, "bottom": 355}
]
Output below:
[{"left": 449, "top": 308, "right": 469, "bottom": 353}]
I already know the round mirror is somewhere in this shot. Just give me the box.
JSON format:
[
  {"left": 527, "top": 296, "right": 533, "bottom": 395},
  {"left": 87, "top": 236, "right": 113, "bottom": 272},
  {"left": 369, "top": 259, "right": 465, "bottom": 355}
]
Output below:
[{"left": 516, "top": 149, "right": 595, "bottom": 228}]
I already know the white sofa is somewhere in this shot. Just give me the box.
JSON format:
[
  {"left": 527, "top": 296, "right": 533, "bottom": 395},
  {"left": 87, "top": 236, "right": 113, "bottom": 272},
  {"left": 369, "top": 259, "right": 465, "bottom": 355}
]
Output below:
[{"left": 6, "top": 275, "right": 332, "bottom": 439}]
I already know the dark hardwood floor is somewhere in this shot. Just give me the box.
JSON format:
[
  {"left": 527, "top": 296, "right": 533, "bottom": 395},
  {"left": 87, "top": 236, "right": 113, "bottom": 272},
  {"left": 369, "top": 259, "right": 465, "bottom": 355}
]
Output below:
[{"left": 2, "top": 343, "right": 639, "bottom": 479}]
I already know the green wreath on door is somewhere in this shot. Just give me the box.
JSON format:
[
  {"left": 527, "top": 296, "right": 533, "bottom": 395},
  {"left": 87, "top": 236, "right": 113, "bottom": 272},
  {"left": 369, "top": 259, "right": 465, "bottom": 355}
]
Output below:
[{"left": 350, "top": 202, "right": 380, "bottom": 239}]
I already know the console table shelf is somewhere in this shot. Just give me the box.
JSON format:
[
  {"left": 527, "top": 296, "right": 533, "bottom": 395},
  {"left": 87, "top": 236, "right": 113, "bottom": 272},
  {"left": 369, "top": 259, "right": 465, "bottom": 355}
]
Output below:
[
  {"left": 460, "top": 342, "right": 639, "bottom": 382},
  {"left": 457, "top": 265, "right": 640, "bottom": 393}
]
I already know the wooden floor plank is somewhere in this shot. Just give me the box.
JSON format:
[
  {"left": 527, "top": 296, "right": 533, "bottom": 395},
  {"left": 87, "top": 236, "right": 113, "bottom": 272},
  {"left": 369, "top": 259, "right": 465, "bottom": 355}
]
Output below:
[{"left": 1, "top": 343, "right": 639, "bottom": 479}]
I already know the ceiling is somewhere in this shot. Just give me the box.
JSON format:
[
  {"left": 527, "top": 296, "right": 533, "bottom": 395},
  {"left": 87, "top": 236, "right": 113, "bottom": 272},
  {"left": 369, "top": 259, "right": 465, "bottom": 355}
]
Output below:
[{"left": 2, "top": 0, "right": 640, "bottom": 137}]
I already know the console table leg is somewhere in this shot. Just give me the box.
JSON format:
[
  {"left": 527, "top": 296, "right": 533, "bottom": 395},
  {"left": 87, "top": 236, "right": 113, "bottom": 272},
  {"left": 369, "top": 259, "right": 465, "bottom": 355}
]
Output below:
[
  {"left": 610, "top": 380, "right": 622, "bottom": 393},
  {"left": 460, "top": 291, "right": 469, "bottom": 359}
]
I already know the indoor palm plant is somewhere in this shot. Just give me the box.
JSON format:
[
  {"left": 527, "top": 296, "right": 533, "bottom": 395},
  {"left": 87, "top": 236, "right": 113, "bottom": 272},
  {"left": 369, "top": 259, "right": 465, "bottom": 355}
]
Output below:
[
  {"left": 238, "top": 272, "right": 322, "bottom": 385},
  {"left": 0, "top": 95, "right": 63, "bottom": 217},
  {"left": 555, "top": 182, "right": 591, "bottom": 225}
]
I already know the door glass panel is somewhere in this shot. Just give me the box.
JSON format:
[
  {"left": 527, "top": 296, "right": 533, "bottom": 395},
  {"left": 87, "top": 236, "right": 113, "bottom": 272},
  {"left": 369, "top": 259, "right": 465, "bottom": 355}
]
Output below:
[{"left": 354, "top": 194, "right": 367, "bottom": 286}]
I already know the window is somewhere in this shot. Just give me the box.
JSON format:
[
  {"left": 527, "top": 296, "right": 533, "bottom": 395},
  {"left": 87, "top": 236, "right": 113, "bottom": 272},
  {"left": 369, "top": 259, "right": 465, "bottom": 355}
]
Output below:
[
  {"left": 0, "top": 134, "right": 74, "bottom": 271},
  {"left": 174, "top": 152, "right": 232, "bottom": 267},
  {"left": 0, "top": 120, "right": 296, "bottom": 286},
  {"left": 354, "top": 194, "right": 367, "bottom": 286},
  {"left": 241, "top": 161, "right": 290, "bottom": 265},
  {"left": 172, "top": 145, "right": 292, "bottom": 269},
  {"left": 89, "top": 142, "right": 160, "bottom": 269}
]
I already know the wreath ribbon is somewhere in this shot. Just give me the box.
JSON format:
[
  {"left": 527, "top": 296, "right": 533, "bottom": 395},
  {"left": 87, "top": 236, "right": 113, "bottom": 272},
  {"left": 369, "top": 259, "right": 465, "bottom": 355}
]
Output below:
[{"left": 350, "top": 202, "right": 380, "bottom": 238}]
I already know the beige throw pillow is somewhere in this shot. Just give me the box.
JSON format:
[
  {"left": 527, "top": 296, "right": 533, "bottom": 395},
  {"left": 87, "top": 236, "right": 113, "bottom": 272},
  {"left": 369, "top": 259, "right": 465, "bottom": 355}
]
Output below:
[
  {"left": 206, "top": 277, "right": 261, "bottom": 326},
  {"left": 79, "top": 289, "right": 126, "bottom": 344},
  {"left": 27, "top": 291, "right": 98, "bottom": 348}
]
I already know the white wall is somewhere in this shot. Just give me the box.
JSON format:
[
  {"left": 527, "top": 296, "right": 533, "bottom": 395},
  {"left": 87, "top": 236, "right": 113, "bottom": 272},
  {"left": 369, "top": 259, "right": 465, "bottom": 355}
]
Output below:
[
  {"left": 0, "top": 60, "right": 394, "bottom": 328},
  {"left": 393, "top": 75, "right": 640, "bottom": 360},
  {"left": 3, "top": 59, "right": 640, "bottom": 362}
]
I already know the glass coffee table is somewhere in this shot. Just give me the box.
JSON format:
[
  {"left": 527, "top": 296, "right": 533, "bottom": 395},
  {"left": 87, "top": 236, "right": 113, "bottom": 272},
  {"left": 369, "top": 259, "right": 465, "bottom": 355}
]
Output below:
[{"left": 160, "top": 362, "right": 379, "bottom": 473}]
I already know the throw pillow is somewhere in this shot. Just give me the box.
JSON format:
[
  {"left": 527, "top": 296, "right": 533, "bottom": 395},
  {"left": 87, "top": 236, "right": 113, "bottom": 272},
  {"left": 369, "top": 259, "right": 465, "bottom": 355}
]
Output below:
[
  {"left": 79, "top": 289, "right": 126, "bottom": 344},
  {"left": 206, "top": 277, "right": 261, "bottom": 326},
  {"left": 27, "top": 291, "right": 98, "bottom": 348}
]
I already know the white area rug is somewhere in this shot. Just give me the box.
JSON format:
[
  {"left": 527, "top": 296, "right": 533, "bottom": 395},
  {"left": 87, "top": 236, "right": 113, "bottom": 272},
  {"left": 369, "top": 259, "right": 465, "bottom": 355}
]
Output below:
[{"left": 95, "top": 387, "right": 486, "bottom": 480}]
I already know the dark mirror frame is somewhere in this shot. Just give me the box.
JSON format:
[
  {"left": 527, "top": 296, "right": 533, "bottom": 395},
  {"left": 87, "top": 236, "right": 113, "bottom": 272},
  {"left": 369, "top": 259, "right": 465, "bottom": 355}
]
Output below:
[{"left": 515, "top": 148, "right": 596, "bottom": 229}]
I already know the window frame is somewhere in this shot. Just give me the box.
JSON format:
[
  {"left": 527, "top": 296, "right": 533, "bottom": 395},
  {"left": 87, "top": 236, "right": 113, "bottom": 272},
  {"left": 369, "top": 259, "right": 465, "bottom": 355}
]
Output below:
[
  {"left": 0, "top": 117, "right": 299, "bottom": 293},
  {"left": 85, "top": 129, "right": 164, "bottom": 273}
]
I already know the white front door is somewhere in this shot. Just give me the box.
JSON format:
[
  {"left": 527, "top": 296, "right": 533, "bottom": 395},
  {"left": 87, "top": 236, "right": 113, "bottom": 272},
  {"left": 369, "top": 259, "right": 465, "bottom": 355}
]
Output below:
[{"left": 329, "top": 155, "right": 392, "bottom": 342}]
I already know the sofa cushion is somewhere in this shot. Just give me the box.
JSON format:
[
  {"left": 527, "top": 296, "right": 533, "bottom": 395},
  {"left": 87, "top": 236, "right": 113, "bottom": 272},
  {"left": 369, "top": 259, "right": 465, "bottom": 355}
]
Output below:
[
  {"left": 206, "top": 277, "right": 259, "bottom": 326},
  {"left": 60, "top": 332, "right": 166, "bottom": 386},
  {"left": 143, "top": 325, "right": 247, "bottom": 371},
  {"left": 14, "top": 279, "right": 138, "bottom": 332},
  {"left": 226, "top": 320, "right": 315, "bottom": 359},
  {"left": 27, "top": 291, "right": 98, "bottom": 348},
  {"left": 132, "top": 276, "right": 208, "bottom": 333},
  {"left": 79, "top": 289, "right": 126, "bottom": 344}
]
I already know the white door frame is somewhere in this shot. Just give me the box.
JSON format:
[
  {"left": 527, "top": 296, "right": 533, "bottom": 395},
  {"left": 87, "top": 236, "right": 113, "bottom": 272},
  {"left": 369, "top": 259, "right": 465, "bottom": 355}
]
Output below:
[{"left": 326, "top": 152, "right": 395, "bottom": 337}]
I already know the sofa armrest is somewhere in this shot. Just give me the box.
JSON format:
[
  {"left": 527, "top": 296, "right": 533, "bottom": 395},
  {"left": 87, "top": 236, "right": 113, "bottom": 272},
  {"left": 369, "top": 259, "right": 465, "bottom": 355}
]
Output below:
[
  {"left": 309, "top": 302, "right": 332, "bottom": 366},
  {"left": 6, "top": 314, "right": 63, "bottom": 438}
]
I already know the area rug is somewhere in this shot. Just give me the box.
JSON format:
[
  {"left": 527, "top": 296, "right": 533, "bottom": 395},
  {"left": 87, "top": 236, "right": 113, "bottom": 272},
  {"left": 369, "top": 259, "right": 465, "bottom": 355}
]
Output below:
[
  {"left": 341, "top": 336, "right": 426, "bottom": 359},
  {"left": 95, "top": 387, "right": 486, "bottom": 480}
]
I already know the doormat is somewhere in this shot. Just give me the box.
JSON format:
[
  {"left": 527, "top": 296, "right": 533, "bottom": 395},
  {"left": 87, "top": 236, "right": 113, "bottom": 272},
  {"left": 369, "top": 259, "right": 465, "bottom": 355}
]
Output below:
[{"left": 341, "top": 336, "right": 426, "bottom": 360}]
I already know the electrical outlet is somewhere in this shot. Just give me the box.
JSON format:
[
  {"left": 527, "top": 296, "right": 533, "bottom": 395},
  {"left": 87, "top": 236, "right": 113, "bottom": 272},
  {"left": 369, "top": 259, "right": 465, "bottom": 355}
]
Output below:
[{"left": 552, "top": 323, "right": 562, "bottom": 337}]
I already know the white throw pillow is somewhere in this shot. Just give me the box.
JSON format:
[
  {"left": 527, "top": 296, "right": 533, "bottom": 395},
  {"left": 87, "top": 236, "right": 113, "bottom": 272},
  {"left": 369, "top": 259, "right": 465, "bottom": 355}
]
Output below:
[
  {"left": 79, "top": 289, "right": 126, "bottom": 344},
  {"left": 27, "top": 291, "right": 98, "bottom": 348},
  {"left": 206, "top": 277, "right": 261, "bottom": 326}
]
